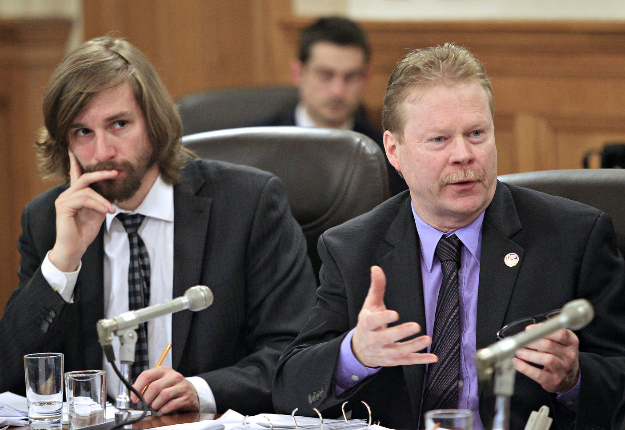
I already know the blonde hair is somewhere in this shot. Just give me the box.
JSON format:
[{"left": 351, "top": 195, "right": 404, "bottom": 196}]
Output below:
[
  {"left": 37, "top": 37, "right": 192, "bottom": 184},
  {"left": 382, "top": 43, "right": 494, "bottom": 142}
]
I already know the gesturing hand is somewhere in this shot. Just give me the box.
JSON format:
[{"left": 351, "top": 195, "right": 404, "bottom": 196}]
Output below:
[
  {"left": 48, "top": 152, "right": 118, "bottom": 272},
  {"left": 351, "top": 266, "right": 437, "bottom": 368},
  {"left": 513, "top": 325, "right": 580, "bottom": 393}
]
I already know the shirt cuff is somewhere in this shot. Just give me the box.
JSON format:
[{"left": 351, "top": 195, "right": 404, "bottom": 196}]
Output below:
[
  {"left": 556, "top": 369, "right": 581, "bottom": 413},
  {"left": 186, "top": 376, "right": 216, "bottom": 414},
  {"left": 333, "top": 329, "right": 381, "bottom": 395},
  {"left": 41, "top": 251, "right": 80, "bottom": 303}
]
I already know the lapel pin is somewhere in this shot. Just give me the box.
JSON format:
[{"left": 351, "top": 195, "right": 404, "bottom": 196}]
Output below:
[{"left": 504, "top": 253, "right": 519, "bottom": 267}]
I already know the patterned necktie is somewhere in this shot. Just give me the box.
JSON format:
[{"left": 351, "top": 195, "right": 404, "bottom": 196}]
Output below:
[
  {"left": 117, "top": 213, "right": 150, "bottom": 382},
  {"left": 421, "top": 234, "right": 462, "bottom": 416}
]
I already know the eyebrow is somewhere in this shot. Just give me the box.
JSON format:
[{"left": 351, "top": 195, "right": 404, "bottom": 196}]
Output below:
[{"left": 70, "top": 111, "right": 132, "bottom": 129}]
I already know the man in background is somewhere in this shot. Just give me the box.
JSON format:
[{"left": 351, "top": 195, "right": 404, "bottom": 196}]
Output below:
[
  {"left": 0, "top": 36, "right": 316, "bottom": 416},
  {"left": 265, "top": 16, "right": 407, "bottom": 196},
  {"left": 273, "top": 43, "right": 625, "bottom": 429}
]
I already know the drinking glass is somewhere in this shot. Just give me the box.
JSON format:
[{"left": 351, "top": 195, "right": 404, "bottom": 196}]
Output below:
[
  {"left": 424, "top": 409, "right": 473, "bottom": 430},
  {"left": 65, "top": 370, "right": 107, "bottom": 430},
  {"left": 24, "top": 353, "right": 64, "bottom": 430}
]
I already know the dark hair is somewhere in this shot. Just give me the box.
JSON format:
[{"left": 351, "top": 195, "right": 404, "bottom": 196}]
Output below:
[
  {"left": 37, "top": 36, "right": 192, "bottom": 184},
  {"left": 298, "top": 16, "right": 371, "bottom": 64},
  {"left": 382, "top": 43, "right": 494, "bottom": 142}
]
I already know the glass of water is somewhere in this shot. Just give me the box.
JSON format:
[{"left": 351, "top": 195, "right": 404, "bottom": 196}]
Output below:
[
  {"left": 65, "top": 370, "right": 107, "bottom": 430},
  {"left": 24, "top": 353, "right": 64, "bottom": 430},
  {"left": 424, "top": 409, "right": 473, "bottom": 430}
]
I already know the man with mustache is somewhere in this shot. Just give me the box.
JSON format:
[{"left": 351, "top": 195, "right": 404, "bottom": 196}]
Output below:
[
  {"left": 273, "top": 43, "right": 625, "bottom": 429},
  {"left": 0, "top": 37, "right": 317, "bottom": 416},
  {"left": 265, "top": 16, "right": 407, "bottom": 196}
]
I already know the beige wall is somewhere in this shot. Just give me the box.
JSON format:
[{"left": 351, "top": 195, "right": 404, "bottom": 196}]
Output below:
[{"left": 295, "top": 0, "right": 625, "bottom": 20}]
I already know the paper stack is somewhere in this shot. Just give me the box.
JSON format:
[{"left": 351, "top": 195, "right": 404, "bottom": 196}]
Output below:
[{"left": 0, "top": 392, "right": 29, "bottom": 427}]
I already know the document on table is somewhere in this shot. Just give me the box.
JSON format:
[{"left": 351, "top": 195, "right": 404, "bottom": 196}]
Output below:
[
  {"left": 0, "top": 391, "right": 28, "bottom": 427},
  {"left": 149, "top": 409, "right": 391, "bottom": 430}
]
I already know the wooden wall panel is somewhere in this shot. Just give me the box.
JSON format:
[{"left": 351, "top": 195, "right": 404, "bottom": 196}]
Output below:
[
  {"left": 0, "top": 19, "right": 71, "bottom": 314},
  {"left": 280, "top": 20, "right": 625, "bottom": 175},
  {"left": 82, "top": 0, "right": 293, "bottom": 99}
]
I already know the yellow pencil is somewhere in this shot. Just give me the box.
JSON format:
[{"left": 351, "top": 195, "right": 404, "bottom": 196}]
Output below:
[{"left": 141, "top": 344, "right": 171, "bottom": 395}]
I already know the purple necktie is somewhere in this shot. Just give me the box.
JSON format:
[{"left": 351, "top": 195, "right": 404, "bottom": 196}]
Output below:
[{"left": 421, "top": 234, "right": 462, "bottom": 417}]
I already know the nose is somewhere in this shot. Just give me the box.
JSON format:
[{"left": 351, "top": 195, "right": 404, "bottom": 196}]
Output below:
[
  {"left": 93, "top": 131, "right": 116, "bottom": 162},
  {"left": 449, "top": 136, "right": 475, "bottom": 165},
  {"left": 329, "top": 76, "right": 348, "bottom": 98}
]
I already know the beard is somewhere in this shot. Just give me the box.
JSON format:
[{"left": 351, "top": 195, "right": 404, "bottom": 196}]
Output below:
[{"left": 80, "top": 151, "right": 155, "bottom": 203}]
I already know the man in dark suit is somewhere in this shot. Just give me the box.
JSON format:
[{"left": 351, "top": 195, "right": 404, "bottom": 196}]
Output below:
[
  {"left": 0, "top": 37, "right": 317, "bottom": 416},
  {"left": 273, "top": 43, "right": 625, "bottom": 430},
  {"left": 264, "top": 16, "right": 407, "bottom": 196}
]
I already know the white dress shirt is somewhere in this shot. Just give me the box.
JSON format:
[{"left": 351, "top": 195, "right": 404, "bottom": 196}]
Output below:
[
  {"left": 294, "top": 102, "right": 354, "bottom": 130},
  {"left": 41, "top": 175, "right": 216, "bottom": 413}
]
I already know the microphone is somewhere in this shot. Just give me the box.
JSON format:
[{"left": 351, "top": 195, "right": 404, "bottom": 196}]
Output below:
[
  {"left": 97, "top": 285, "right": 213, "bottom": 348},
  {"left": 474, "top": 298, "right": 594, "bottom": 380}
]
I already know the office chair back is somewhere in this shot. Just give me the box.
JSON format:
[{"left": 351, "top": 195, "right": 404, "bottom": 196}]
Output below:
[
  {"left": 498, "top": 169, "right": 625, "bottom": 256},
  {"left": 183, "top": 126, "right": 391, "bottom": 278},
  {"left": 177, "top": 86, "right": 298, "bottom": 135}
]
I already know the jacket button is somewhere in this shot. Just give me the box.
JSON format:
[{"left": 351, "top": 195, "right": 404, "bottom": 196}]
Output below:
[{"left": 40, "top": 321, "right": 50, "bottom": 333}]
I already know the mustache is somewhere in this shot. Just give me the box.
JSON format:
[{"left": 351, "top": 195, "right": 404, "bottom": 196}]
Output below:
[
  {"left": 440, "top": 168, "right": 486, "bottom": 186},
  {"left": 81, "top": 160, "right": 133, "bottom": 174}
]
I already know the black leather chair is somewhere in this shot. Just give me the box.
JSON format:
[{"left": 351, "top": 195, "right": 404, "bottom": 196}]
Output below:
[
  {"left": 498, "top": 169, "right": 625, "bottom": 256},
  {"left": 177, "top": 86, "right": 298, "bottom": 135},
  {"left": 183, "top": 126, "right": 390, "bottom": 279}
]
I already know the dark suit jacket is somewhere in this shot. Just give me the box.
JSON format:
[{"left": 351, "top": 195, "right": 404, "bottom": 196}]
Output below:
[
  {"left": 0, "top": 158, "right": 317, "bottom": 415},
  {"left": 273, "top": 181, "right": 625, "bottom": 430},
  {"left": 263, "top": 107, "right": 408, "bottom": 196}
]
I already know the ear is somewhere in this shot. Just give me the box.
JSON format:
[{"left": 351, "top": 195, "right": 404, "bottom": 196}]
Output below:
[
  {"left": 290, "top": 60, "right": 304, "bottom": 85},
  {"left": 384, "top": 130, "right": 402, "bottom": 174}
]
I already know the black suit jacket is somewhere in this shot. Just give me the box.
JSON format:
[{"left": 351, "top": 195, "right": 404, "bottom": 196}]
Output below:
[
  {"left": 273, "top": 182, "right": 625, "bottom": 430},
  {"left": 0, "top": 158, "right": 317, "bottom": 415},
  {"left": 263, "top": 107, "right": 408, "bottom": 196}
]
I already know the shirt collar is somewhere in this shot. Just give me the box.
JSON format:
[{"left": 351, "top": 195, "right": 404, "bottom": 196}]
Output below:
[
  {"left": 294, "top": 102, "right": 355, "bottom": 130},
  {"left": 105, "top": 174, "right": 174, "bottom": 231},
  {"left": 411, "top": 201, "right": 484, "bottom": 271}
]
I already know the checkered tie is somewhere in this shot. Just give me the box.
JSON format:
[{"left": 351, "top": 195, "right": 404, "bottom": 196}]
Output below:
[
  {"left": 421, "top": 234, "right": 462, "bottom": 416},
  {"left": 117, "top": 213, "right": 150, "bottom": 382}
]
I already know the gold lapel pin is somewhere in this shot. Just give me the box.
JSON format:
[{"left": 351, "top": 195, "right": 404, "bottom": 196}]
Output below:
[{"left": 504, "top": 253, "right": 519, "bottom": 267}]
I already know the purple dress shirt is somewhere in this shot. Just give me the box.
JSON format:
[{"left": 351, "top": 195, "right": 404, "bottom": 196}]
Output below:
[{"left": 332, "top": 202, "right": 580, "bottom": 429}]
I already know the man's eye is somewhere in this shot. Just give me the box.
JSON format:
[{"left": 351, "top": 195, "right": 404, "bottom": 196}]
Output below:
[
  {"left": 433, "top": 136, "right": 445, "bottom": 142},
  {"left": 76, "top": 128, "right": 91, "bottom": 136},
  {"left": 471, "top": 130, "right": 483, "bottom": 137},
  {"left": 113, "top": 120, "right": 127, "bottom": 128}
]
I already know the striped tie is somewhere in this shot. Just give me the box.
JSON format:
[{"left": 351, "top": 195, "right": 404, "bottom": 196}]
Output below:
[{"left": 421, "top": 234, "right": 462, "bottom": 417}]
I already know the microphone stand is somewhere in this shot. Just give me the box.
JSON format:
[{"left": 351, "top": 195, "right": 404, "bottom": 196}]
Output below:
[
  {"left": 115, "top": 328, "right": 138, "bottom": 415},
  {"left": 491, "top": 358, "right": 516, "bottom": 430}
]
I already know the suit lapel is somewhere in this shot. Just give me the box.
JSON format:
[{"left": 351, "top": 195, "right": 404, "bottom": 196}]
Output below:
[
  {"left": 378, "top": 199, "right": 426, "bottom": 425},
  {"left": 171, "top": 163, "right": 212, "bottom": 369},
  {"left": 78, "top": 227, "right": 105, "bottom": 370},
  {"left": 477, "top": 182, "right": 524, "bottom": 350}
]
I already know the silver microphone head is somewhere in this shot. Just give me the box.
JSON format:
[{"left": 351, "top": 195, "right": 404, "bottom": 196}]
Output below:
[
  {"left": 560, "top": 298, "right": 594, "bottom": 330},
  {"left": 185, "top": 285, "right": 214, "bottom": 311}
]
